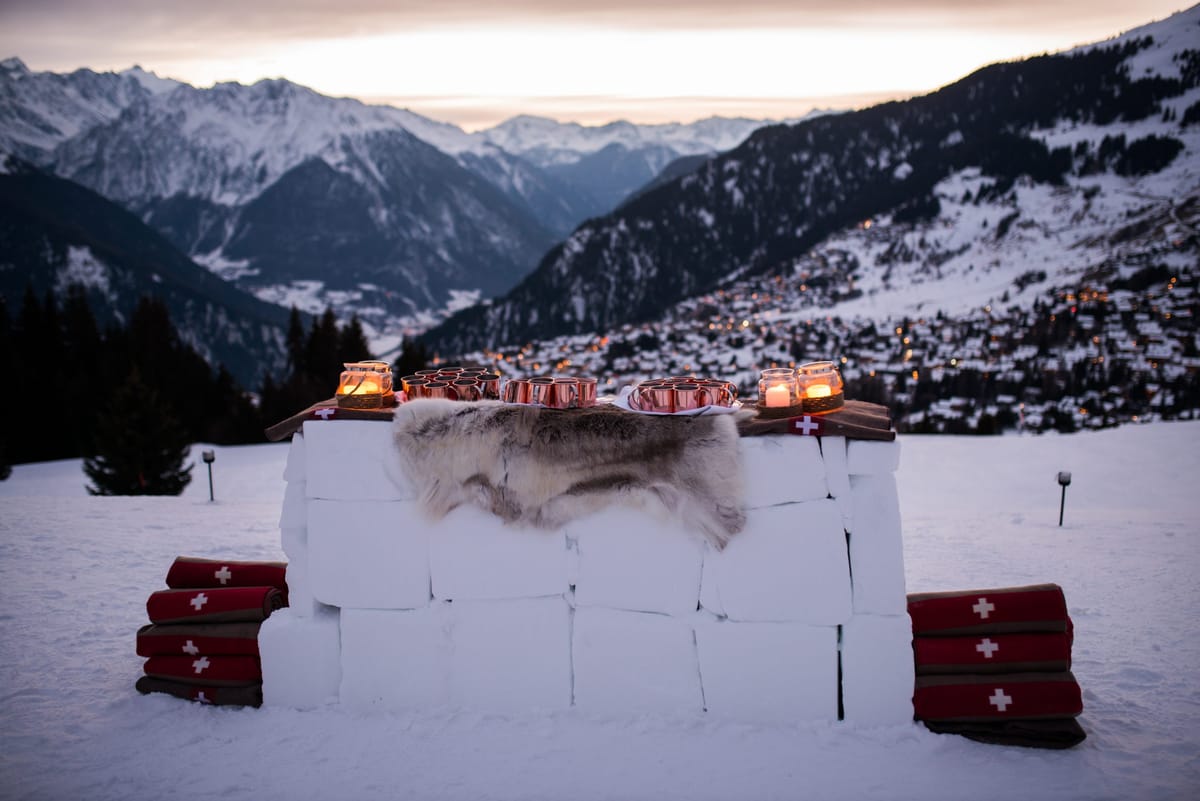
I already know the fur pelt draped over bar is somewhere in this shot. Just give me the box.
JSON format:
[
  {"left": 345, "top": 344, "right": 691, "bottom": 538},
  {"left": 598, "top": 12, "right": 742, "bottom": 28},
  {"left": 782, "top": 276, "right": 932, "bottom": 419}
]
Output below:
[{"left": 393, "top": 399, "right": 749, "bottom": 548}]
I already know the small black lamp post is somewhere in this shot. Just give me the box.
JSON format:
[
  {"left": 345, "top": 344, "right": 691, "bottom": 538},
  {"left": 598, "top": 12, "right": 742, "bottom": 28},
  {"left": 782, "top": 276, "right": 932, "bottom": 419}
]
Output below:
[
  {"left": 1057, "top": 471, "right": 1071, "bottom": 526},
  {"left": 202, "top": 450, "right": 216, "bottom": 502}
]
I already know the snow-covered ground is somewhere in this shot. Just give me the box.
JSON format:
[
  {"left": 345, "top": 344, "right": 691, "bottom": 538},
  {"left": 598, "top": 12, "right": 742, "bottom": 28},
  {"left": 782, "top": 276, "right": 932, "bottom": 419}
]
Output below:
[{"left": 1, "top": 423, "right": 1198, "bottom": 801}]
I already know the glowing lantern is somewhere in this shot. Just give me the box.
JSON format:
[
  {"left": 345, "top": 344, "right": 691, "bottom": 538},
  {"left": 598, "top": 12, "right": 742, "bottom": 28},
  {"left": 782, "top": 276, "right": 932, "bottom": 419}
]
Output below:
[
  {"left": 758, "top": 367, "right": 799, "bottom": 409},
  {"left": 796, "top": 361, "right": 845, "bottom": 413},
  {"left": 336, "top": 361, "right": 395, "bottom": 409}
]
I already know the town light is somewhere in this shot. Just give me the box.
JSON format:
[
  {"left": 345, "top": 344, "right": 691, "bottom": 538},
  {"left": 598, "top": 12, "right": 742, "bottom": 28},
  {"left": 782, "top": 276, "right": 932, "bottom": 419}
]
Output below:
[{"left": 336, "top": 361, "right": 395, "bottom": 409}]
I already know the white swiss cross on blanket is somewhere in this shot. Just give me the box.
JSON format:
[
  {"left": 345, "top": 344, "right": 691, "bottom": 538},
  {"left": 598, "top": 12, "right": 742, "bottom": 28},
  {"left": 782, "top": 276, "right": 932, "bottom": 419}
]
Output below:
[
  {"left": 313, "top": 408, "right": 336, "bottom": 420},
  {"left": 190, "top": 593, "right": 208, "bottom": 611},
  {"left": 989, "top": 688, "right": 1013, "bottom": 712},
  {"left": 790, "top": 415, "right": 821, "bottom": 436},
  {"left": 214, "top": 566, "right": 232, "bottom": 585}
]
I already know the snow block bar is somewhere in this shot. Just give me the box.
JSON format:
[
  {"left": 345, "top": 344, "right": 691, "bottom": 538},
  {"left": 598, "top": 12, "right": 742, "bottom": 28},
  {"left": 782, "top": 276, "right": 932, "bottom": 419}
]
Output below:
[{"left": 263, "top": 417, "right": 911, "bottom": 723}]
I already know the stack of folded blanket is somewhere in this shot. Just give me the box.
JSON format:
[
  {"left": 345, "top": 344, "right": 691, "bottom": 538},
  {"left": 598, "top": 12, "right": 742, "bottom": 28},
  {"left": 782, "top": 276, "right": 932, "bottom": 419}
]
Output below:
[
  {"left": 135, "top": 556, "right": 288, "bottom": 707},
  {"left": 907, "top": 583, "right": 1086, "bottom": 749}
]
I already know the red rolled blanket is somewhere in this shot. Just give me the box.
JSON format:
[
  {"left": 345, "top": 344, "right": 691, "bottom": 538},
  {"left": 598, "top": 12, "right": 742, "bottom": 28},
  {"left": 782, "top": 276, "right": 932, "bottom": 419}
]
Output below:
[
  {"left": 907, "top": 584, "right": 1069, "bottom": 636},
  {"left": 135, "top": 675, "right": 262, "bottom": 707},
  {"left": 913, "top": 632, "right": 1073, "bottom": 675},
  {"left": 143, "top": 655, "right": 262, "bottom": 686},
  {"left": 913, "top": 672, "right": 1083, "bottom": 722},
  {"left": 146, "top": 586, "right": 284, "bottom": 624},
  {"left": 136, "top": 622, "right": 263, "bottom": 657},
  {"left": 166, "top": 556, "right": 288, "bottom": 593}
]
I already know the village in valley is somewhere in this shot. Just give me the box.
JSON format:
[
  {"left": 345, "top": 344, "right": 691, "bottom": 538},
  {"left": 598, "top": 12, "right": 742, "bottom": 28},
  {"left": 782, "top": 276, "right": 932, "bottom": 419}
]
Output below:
[{"left": 460, "top": 209, "right": 1199, "bottom": 435}]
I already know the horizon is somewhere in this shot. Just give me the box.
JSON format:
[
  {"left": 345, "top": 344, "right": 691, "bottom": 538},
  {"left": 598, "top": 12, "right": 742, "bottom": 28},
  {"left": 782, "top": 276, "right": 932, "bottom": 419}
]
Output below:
[{"left": 0, "top": 1, "right": 1190, "bottom": 130}]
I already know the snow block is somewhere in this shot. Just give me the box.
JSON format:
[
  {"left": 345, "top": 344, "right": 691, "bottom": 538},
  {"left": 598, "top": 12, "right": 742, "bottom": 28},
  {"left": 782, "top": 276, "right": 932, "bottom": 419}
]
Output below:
[
  {"left": 278, "top": 482, "right": 308, "bottom": 530},
  {"left": 302, "top": 419, "right": 414, "bottom": 502},
  {"left": 572, "top": 608, "right": 703, "bottom": 714},
  {"left": 699, "top": 547, "right": 725, "bottom": 617},
  {"left": 259, "top": 606, "right": 340, "bottom": 709},
  {"left": 282, "top": 431, "right": 306, "bottom": 482},
  {"left": 820, "top": 436, "right": 853, "bottom": 531},
  {"left": 707, "top": 501, "right": 852, "bottom": 624},
  {"left": 840, "top": 614, "right": 916, "bottom": 726},
  {"left": 279, "top": 525, "right": 306, "bottom": 562},
  {"left": 846, "top": 440, "right": 901, "bottom": 476},
  {"left": 696, "top": 621, "right": 839, "bottom": 722},
  {"left": 848, "top": 474, "right": 907, "bottom": 615},
  {"left": 307, "top": 499, "right": 431, "bottom": 610},
  {"left": 570, "top": 506, "right": 703, "bottom": 616},
  {"left": 739, "top": 435, "right": 829, "bottom": 508},
  {"left": 429, "top": 505, "right": 567, "bottom": 601},
  {"left": 449, "top": 598, "right": 572, "bottom": 711},
  {"left": 282, "top": 544, "right": 320, "bottom": 618},
  {"left": 339, "top": 606, "right": 451, "bottom": 711}
]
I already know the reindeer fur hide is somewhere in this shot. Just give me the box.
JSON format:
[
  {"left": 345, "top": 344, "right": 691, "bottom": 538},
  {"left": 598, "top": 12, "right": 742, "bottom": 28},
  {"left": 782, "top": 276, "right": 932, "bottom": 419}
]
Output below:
[{"left": 392, "top": 399, "right": 748, "bottom": 548}]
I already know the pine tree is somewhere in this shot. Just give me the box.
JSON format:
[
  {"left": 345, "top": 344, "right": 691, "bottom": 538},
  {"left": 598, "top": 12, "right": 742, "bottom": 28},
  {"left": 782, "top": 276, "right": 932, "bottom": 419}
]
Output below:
[
  {"left": 338, "top": 314, "right": 372, "bottom": 363},
  {"left": 83, "top": 369, "right": 193, "bottom": 496}
]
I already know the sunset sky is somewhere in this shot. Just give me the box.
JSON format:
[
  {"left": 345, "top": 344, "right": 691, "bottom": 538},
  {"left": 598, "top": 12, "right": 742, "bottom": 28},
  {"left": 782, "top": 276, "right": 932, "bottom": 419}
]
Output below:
[{"left": 0, "top": 1, "right": 1189, "bottom": 129}]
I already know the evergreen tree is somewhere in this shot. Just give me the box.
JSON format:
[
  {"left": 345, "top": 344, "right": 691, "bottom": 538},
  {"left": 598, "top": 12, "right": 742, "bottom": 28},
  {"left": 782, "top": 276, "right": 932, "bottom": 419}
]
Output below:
[
  {"left": 338, "top": 314, "right": 372, "bottom": 362},
  {"left": 393, "top": 337, "right": 430, "bottom": 378},
  {"left": 83, "top": 369, "right": 194, "bottom": 496},
  {"left": 285, "top": 306, "right": 307, "bottom": 378}
]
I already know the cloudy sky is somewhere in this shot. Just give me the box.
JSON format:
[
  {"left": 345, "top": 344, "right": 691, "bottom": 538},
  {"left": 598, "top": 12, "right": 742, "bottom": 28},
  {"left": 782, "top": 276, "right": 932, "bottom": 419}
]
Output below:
[{"left": 0, "top": 1, "right": 1188, "bottom": 129}]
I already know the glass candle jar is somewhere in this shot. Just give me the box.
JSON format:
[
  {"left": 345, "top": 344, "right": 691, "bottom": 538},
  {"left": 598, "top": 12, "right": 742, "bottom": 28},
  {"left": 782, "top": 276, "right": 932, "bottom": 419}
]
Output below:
[
  {"left": 758, "top": 367, "right": 798, "bottom": 408},
  {"left": 336, "top": 361, "right": 394, "bottom": 408},
  {"left": 796, "top": 361, "right": 845, "bottom": 413}
]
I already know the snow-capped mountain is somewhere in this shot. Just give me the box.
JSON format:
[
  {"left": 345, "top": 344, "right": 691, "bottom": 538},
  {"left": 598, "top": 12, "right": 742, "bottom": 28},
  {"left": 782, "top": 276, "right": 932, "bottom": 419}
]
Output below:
[
  {"left": 421, "top": 5, "right": 1200, "bottom": 355},
  {"left": 475, "top": 115, "right": 787, "bottom": 223},
  {"left": 478, "top": 114, "right": 774, "bottom": 167},
  {"left": 42, "top": 78, "right": 558, "bottom": 344},
  {"left": 0, "top": 59, "right": 783, "bottom": 350},
  {"left": 0, "top": 57, "right": 177, "bottom": 163}
]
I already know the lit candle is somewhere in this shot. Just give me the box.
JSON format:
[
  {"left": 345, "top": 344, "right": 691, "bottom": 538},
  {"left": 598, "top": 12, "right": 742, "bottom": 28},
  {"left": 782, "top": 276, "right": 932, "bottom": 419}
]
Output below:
[
  {"left": 806, "top": 383, "right": 832, "bottom": 398},
  {"left": 340, "top": 377, "right": 381, "bottom": 394},
  {"left": 765, "top": 383, "right": 792, "bottom": 407}
]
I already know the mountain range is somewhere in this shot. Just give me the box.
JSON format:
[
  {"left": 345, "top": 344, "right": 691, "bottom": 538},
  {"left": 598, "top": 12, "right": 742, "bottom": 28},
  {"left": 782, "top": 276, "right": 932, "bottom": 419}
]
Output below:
[
  {"left": 0, "top": 59, "right": 773, "bottom": 359},
  {"left": 2, "top": 5, "right": 1197, "bottom": 391}
]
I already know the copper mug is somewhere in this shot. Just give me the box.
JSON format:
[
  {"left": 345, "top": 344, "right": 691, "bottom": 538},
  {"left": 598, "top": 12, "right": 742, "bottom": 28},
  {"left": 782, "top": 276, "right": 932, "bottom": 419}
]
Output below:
[
  {"left": 478, "top": 372, "right": 502, "bottom": 400},
  {"left": 452, "top": 378, "right": 481, "bottom": 401},
  {"left": 552, "top": 377, "right": 579, "bottom": 409},
  {"left": 502, "top": 378, "right": 531, "bottom": 404},
  {"left": 695, "top": 379, "right": 732, "bottom": 408},
  {"left": 403, "top": 377, "right": 429, "bottom": 398},
  {"left": 576, "top": 377, "right": 598, "bottom": 408},
  {"left": 636, "top": 382, "right": 674, "bottom": 413},
  {"left": 673, "top": 383, "right": 701, "bottom": 412},
  {"left": 423, "top": 380, "right": 454, "bottom": 400},
  {"left": 528, "top": 377, "right": 556, "bottom": 407}
]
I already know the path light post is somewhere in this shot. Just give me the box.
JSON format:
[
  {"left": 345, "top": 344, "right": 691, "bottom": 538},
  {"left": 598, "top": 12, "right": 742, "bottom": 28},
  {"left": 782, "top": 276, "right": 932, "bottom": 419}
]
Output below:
[
  {"left": 1057, "top": 471, "right": 1071, "bottom": 526},
  {"left": 202, "top": 450, "right": 215, "bottom": 502}
]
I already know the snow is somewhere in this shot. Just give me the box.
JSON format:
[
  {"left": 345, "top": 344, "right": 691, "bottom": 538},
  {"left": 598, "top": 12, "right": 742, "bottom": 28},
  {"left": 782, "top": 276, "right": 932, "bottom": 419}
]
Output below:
[
  {"left": 54, "top": 245, "right": 114, "bottom": 300},
  {"left": 1, "top": 423, "right": 1199, "bottom": 799}
]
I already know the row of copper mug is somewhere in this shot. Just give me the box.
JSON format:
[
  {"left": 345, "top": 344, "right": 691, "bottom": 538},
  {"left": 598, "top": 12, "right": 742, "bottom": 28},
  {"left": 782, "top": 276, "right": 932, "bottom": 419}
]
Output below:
[
  {"left": 401, "top": 370, "right": 501, "bottom": 401},
  {"left": 632, "top": 377, "right": 738, "bottom": 413},
  {"left": 502, "top": 376, "right": 598, "bottom": 409}
]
